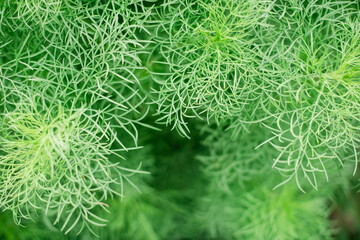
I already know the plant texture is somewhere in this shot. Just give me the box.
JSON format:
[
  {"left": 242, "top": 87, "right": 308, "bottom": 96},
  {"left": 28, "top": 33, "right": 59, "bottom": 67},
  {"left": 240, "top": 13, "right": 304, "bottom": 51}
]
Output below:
[
  {"left": 197, "top": 183, "right": 333, "bottom": 240},
  {"left": 0, "top": 0, "right": 152, "bottom": 234},
  {"left": 1, "top": 0, "right": 360, "bottom": 238},
  {"left": 151, "top": 0, "right": 275, "bottom": 136},
  {"left": 260, "top": 0, "right": 360, "bottom": 191},
  {"left": 196, "top": 125, "right": 340, "bottom": 239},
  {"left": 0, "top": 98, "right": 146, "bottom": 234},
  {"left": 197, "top": 124, "right": 273, "bottom": 192}
]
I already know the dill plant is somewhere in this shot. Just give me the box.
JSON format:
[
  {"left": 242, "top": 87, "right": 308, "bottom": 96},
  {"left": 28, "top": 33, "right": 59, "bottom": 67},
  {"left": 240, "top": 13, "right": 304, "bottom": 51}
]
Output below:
[
  {"left": 2, "top": 0, "right": 62, "bottom": 31},
  {"left": 0, "top": 0, "right": 153, "bottom": 234},
  {"left": 77, "top": 132, "right": 201, "bottom": 240},
  {"left": 260, "top": 0, "right": 360, "bottom": 191},
  {"left": 196, "top": 184, "right": 333, "bottom": 240},
  {"left": 151, "top": 0, "right": 275, "bottom": 136},
  {"left": 196, "top": 124, "right": 342, "bottom": 240},
  {"left": 0, "top": 97, "right": 147, "bottom": 234},
  {"left": 0, "top": 0, "right": 360, "bottom": 238}
]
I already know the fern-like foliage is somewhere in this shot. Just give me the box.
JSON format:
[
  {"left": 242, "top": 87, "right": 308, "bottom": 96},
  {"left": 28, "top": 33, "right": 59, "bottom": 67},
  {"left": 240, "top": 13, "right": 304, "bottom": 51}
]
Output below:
[
  {"left": 196, "top": 124, "right": 341, "bottom": 239},
  {"left": 197, "top": 184, "right": 333, "bottom": 240},
  {"left": 151, "top": 0, "right": 274, "bottom": 136},
  {"left": 0, "top": 0, "right": 153, "bottom": 234},
  {"left": 0, "top": 98, "right": 147, "bottom": 234},
  {"left": 1, "top": 0, "right": 360, "bottom": 237},
  {"left": 261, "top": 0, "right": 360, "bottom": 191}
]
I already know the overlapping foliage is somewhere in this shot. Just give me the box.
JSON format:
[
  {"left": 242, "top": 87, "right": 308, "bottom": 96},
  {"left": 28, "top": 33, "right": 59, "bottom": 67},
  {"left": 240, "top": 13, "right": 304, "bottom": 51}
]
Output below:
[
  {"left": 262, "top": 0, "right": 360, "bottom": 191},
  {"left": 151, "top": 0, "right": 274, "bottom": 136},
  {"left": 0, "top": 0, "right": 152, "bottom": 233},
  {"left": 0, "top": 0, "right": 360, "bottom": 239}
]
